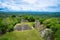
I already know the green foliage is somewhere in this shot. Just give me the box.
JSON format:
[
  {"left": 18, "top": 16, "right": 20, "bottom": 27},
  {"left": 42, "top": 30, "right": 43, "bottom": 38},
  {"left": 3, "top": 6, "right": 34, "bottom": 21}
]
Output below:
[
  {"left": 0, "top": 18, "right": 8, "bottom": 34},
  {"left": 39, "top": 17, "right": 47, "bottom": 24},
  {"left": 21, "top": 15, "right": 35, "bottom": 22},
  {"left": 54, "top": 29, "right": 60, "bottom": 40},
  {"left": 0, "top": 15, "right": 21, "bottom": 33},
  {"left": 43, "top": 18, "right": 60, "bottom": 40},
  {"left": 4, "top": 16, "right": 20, "bottom": 32}
]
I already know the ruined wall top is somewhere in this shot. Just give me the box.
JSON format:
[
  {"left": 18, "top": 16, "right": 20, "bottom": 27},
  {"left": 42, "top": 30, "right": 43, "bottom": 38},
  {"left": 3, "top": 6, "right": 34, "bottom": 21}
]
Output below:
[{"left": 21, "top": 19, "right": 28, "bottom": 23}]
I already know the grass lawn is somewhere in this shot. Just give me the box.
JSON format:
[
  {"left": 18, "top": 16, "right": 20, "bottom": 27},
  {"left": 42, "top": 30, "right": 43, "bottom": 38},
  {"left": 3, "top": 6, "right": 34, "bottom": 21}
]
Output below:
[{"left": 0, "top": 29, "right": 41, "bottom": 40}]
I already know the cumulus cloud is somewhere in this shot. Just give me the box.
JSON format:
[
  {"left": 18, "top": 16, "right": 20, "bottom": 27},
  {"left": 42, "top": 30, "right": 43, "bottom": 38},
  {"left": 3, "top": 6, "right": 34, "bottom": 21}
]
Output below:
[{"left": 0, "top": 0, "right": 60, "bottom": 12}]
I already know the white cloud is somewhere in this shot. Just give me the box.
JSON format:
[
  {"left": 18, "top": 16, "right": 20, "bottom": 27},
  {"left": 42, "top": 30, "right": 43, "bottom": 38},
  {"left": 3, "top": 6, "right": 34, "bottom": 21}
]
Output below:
[{"left": 0, "top": 0, "right": 60, "bottom": 12}]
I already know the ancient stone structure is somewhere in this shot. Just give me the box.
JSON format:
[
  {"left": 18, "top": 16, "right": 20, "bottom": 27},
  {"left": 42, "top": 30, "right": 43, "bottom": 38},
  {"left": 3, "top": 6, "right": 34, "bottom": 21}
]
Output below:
[
  {"left": 35, "top": 20, "right": 44, "bottom": 31},
  {"left": 14, "top": 19, "right": 54, "bottom": 40},
  {"left": 14, "top": 24, "right": 22, "bottom": 31},
  {"left": 40, "top": 28, "right": 53, "bottom": 40},
  {"left": 14, "top": 24, "right": 32, "bottom": 31},
  {"left": 35, "top": 20, "right": 54, "bottom": 40},
  {"left": 22, "top": 24, "right": 32, "bottom": 30},
  {"left": 35, "top": 20, "right": 40, "bottom": 31}
]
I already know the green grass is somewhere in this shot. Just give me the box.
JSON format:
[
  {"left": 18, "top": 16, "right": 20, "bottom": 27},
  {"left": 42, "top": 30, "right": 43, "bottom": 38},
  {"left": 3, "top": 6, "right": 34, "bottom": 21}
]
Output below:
[
  {"left": 21, "top": 22, "right": 35, "bottom": 26},
  {"left": 0, "top": 29, "right": 41, "bottom": 40}
]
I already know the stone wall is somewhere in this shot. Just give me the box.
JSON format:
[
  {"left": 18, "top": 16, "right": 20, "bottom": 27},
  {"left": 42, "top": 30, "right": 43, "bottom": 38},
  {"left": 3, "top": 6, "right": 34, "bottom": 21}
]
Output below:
[
  {"left": 35, "top": 20, "right": 40, "bottom": 31},
  {"left": 14, "top": 24, "right": 32, "bottom": 31}
]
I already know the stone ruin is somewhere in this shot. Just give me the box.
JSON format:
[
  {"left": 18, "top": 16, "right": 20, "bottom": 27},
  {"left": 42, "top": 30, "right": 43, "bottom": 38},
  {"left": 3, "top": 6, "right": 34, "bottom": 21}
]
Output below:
[
  {"left": 35, "top": 20, "right": 40, "bottom": 31},
  {"left": 14, "top": 24, "right": 32, "bottom": 31},
  {"left": 14, "top": 19, "right": 54, "bottom": 40},
  {"left": 35, "top": 20, "right": 54, "bottom": 40},
  {"left": 14, "top": 20, "right": 42, "bottom": 31},
  {"left": 35, "top": 20, "right": 45, "bottom": 31},
  {"left": 14, "top": 20, "right": 31, "bottom": 31},
  {"left": 40, "top": 28, "right": 54, "bottom": 40}
]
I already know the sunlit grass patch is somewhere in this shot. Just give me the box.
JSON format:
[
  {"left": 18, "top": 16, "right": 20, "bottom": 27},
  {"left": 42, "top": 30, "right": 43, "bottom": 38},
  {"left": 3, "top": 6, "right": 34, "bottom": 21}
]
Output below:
[{"left": 0, "top": 30, "right": 40, "bottom": 40}]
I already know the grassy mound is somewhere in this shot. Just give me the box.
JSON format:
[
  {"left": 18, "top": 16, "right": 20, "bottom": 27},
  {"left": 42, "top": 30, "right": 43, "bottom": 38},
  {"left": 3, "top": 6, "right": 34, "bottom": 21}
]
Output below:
[
  {"left": 19, "top": 22, "right": 35, "bottom": 27},
  {"left": 0, "top": 30, "right": 40, "bottom": 40}
]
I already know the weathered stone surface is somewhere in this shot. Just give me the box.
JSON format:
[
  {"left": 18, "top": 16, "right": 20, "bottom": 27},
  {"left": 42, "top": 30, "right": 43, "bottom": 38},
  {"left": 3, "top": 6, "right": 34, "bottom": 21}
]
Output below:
[
  {"left": 23, "top": 24, "right": 32, "bottom": 30},
  {"left": 40, "top": 28, "right": 53, "bottom": 40},
  {"left": 14, "top": 24, "right": 32, "bottom": 31},
  {"left": 35, "top": 20, "right": 40, "bottom": 30},
  {"left": 14, "top": 25, "right": 22, "bottom": 31}
]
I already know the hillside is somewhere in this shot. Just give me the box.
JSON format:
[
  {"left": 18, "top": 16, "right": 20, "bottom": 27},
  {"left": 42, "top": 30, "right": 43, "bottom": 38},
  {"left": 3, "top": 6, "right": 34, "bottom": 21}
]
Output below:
[{"left": 0, "top": 30, "right": 41, "bottom": 40}]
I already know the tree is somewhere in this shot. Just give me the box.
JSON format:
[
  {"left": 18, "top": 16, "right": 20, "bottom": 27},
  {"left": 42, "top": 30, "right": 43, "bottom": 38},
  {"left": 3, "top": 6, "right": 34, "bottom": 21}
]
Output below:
[{"left": 0, "top": 19, "right": 8, "bottom": 34}]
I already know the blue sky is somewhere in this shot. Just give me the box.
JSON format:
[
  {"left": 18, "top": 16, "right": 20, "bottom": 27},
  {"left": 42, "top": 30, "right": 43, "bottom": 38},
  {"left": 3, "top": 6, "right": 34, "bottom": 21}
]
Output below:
[{"left": 0, "top": 0, "right": 60, "bottom": 12}]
